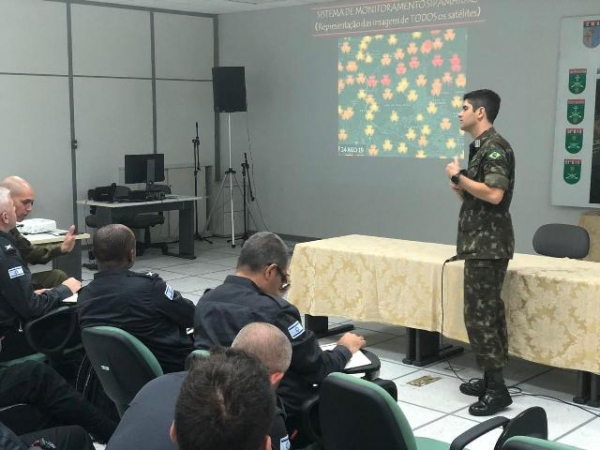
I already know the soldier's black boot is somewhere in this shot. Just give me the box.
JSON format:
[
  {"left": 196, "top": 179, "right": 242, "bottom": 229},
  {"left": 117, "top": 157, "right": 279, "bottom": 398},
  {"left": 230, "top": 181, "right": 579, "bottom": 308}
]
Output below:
[
  {"left": 459, "top": 378, "right": 486, "bottom": 397},
  {"left": 468, "top": 369, "right": 512, "bottom": 416}
]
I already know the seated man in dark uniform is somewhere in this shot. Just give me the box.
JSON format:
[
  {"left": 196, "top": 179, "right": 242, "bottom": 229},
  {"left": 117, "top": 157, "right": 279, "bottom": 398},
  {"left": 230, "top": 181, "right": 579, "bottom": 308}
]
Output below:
[
  {"left": 0, "top": 360, "right": 117, "bottom": 443},
  {"left": 76, "top": 224, "right": 195, "bottom": 373},
  {"left": 0, "top": 187, "right": 81, "bottom": 361},
  {"left": 193, "top": 231, "right": 366, "bottom": 427},
  {"left": 106, "top": 322, "right": 292, "bottom": 450},
  {"left": 0, "top": 176, "right": 77, "bottom": 289},
  {"left": 0, "top": 421, "right": 94, "bottom": 450}
]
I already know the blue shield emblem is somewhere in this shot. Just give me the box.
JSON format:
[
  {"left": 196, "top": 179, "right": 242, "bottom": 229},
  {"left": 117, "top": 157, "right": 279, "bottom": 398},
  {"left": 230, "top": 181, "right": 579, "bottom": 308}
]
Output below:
[{"left": 583, "top": 20, "right": 600, "bottom": 48}]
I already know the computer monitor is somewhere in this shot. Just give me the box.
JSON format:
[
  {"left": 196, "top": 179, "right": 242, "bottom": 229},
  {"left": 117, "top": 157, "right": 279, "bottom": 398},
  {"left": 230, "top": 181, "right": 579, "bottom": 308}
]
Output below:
[{"left": 124, "top": 154, "right": 165, "bottom": 186}]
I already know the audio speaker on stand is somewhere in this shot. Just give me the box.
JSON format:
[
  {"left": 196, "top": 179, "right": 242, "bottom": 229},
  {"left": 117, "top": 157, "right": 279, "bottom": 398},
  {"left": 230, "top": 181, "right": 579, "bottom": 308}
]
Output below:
[{"left": 212, "top": 66, "right": 247, "bottom": 113}]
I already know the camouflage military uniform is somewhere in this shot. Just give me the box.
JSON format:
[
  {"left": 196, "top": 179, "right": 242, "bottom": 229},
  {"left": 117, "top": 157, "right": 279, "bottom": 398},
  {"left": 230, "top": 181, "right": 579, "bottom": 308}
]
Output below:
[
  {"left": 457, "top": 127, "right": 515, "bottom": 370},
  {"left": 9, "top": 228, "right": 68, "bottom": 288}
]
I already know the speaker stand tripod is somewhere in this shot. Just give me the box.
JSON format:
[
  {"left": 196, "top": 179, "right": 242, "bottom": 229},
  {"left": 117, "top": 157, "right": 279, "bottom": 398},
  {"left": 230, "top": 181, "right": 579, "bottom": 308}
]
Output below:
[
  {"left": 200, "top": 113, "right": 243, "bottom": 247},
  {"left": 191, "top": 122, "right": 206, "bottom": 242}
]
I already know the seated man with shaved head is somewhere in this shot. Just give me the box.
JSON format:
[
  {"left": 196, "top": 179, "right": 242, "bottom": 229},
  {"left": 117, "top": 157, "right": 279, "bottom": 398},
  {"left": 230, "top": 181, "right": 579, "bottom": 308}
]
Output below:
[
  {"left": 0, "top": 187, "right": 81, "bottom": 361},
  {"left": 76, "top": 224, "right": 195, "bottom": 373},
  {"left": 0, "top": 176, "right": 78, "bottom": 288}
]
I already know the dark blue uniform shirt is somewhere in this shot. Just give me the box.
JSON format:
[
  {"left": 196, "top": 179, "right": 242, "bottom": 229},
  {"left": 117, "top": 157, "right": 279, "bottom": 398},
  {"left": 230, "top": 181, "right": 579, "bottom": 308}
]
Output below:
[
  {"left": 193, "top": 275, "right": 351, "bottom": 418},
  {"left": 77, "top": 269, "right": 195, "bottom": 373}
]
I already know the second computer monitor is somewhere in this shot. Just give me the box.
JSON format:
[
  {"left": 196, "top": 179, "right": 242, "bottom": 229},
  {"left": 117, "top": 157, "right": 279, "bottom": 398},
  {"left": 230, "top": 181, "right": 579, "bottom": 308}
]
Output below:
[{"left": 124, "top": 153, "right": 165, "bottom": 185}]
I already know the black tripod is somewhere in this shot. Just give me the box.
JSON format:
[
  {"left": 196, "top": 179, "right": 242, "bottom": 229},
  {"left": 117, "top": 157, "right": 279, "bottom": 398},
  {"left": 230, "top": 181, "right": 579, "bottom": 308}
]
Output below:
[
  {"left": 239, "top": 152, "right": 255, "bottom": 243},
  {"left": 192, "top": 122, "right": 209, "bottom": 243}
]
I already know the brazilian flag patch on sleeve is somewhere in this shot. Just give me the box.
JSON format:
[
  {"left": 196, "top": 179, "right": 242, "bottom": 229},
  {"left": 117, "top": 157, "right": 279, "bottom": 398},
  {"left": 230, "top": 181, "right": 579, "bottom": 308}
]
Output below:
[{"left": 487, "top": 149, "right": 504, "bottom": 160}]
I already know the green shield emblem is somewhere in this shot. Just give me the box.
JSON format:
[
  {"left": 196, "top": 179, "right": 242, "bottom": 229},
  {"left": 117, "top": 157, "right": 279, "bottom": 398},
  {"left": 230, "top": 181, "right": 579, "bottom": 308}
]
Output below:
[
  {"left": 565, "top": 128, "right": 583, "bottom": 154},
  {"left": 563, "top": 159, "right": 581, "bottom": 185},
  {"left": 568, "top": 69, "right": 587, "bottom": 94},
  {"left": 567, "top": 99, "right": 585, "bottom": 125}
]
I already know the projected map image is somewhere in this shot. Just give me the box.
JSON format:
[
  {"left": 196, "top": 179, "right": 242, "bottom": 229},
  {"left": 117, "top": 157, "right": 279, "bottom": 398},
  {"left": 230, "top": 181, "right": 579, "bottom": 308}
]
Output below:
[{"left": 338, "top": 28, "right": 468, "bottom": 158}]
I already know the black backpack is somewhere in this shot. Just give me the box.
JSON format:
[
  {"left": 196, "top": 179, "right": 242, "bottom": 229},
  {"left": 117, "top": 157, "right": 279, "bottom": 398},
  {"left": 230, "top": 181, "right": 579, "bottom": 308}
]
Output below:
[{"left": 74, "top": 355, "right": 120, "bottom": 424}]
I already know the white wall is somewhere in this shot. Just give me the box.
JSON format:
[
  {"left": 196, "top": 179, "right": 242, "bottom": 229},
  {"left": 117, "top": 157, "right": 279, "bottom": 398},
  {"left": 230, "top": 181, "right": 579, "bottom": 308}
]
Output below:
[
  {"left": 0, "top": 0, "right": 215, "bottom": 238},
  {"left": 0, "top": 0, "right": 72, "bottom": 227},
  {"left": 217, "top": 0, "right": 600, "bottom": 253}
]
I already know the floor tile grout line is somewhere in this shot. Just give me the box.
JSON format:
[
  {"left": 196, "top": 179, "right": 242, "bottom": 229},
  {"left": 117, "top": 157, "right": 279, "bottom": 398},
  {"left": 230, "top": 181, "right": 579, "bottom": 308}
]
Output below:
[
  {"left": 512, "top": 366, "right": 555, "bottom": 388},
  {"left": 552, "top": 414, "right": 600, "bottom": 443}
]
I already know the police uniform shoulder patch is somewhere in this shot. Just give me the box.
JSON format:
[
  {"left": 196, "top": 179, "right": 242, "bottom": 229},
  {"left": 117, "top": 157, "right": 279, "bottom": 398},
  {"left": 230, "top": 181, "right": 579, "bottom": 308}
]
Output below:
[
  {"left": 164, "top": 284, "right": 174, "bottom": 300},
  {"left": 2, "top": 244, "right": 16, "bottom": 255},
  {"left": 280, "top": 435, "right": 291, "bottom": 450},
  {"left": 287, "top": 321, "right": 305, "bottom": 340},
  {"left": 8, "top": 266, "right": 25, "bottom": 279},
  {"left": 131, "top": 270, "right": 159, "bottom": 279}
]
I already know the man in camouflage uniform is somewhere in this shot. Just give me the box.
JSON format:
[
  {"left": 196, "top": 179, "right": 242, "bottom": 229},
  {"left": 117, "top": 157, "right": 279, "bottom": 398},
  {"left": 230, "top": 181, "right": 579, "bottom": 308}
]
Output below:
[
  {"left": 0, "top": 176, "right": 77, "bottom": 288},
  {"left": 445, "top": 89, "right": 515, "bottom": 416}
]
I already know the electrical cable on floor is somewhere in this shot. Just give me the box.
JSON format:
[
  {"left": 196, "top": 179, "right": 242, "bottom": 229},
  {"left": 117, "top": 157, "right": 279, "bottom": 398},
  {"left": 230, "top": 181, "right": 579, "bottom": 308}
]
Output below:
[{"left": 439, "top": 258, "right": 600, "bottom": 420}]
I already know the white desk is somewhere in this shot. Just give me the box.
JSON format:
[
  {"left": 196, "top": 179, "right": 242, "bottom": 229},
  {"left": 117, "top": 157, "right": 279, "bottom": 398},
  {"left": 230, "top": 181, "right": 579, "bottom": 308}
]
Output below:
[
  {"left": 27, "top": 231, "right": 90, "bottom": 279},
  {"left": 76, "top": 196, "right": 201, "bottom": 259}
]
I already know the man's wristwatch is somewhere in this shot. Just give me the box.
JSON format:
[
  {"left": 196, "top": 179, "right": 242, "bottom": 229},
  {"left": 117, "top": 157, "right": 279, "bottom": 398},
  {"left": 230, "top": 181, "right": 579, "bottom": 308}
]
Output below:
[{"left": 451, "top": 169, "right": 468, "bottom": 184}]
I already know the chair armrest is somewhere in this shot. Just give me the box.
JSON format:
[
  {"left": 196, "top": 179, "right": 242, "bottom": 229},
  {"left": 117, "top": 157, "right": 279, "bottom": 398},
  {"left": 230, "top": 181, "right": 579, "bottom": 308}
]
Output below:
[
  {"left": 449, "top": 416, "right": 510, "bottom": 450},
  {"left": 24, "top": 306, "right": 77, "bottom": 357},
  {"left": 300, "top": 394, "right": 322, "bottom": 445}
]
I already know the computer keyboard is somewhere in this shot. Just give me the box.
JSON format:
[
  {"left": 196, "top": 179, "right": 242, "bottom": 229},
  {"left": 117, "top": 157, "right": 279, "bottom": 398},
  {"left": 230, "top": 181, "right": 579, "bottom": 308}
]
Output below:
[{"left": 164, "top": 194, "right": 179, "bottom": 199}]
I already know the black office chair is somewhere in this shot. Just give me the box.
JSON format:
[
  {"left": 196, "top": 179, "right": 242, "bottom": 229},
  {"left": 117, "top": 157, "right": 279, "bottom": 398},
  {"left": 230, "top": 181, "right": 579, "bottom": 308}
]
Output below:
[
  {"left": 532, "top": 223, "right": 598, "bottom": 407},
  {"left": 85, "top": 185, "right": 131, "bottom": 229},
  {"left": 532, "top": 223, "right": 589, "bottom": 259},
  {"left": 121, "top": 184, "right": 171, "bottom": 256},
  {"left": 81, "top": 326, "right": 163, "bottom": 417},
  {"left": 85, "top": 184, "right": 170, "bottom": 256},
  {"left": 502, "top": 436, "right": 581, "bottom": 450},
  {"left": 319, "top": 372, "right": 548, "bottom": 450},
  {"left": 0, "top": 307, "right": 82, "bottom": 435},
  {"left": 25, "top": 306, "right": 81, "bottom": 366},
  {"left": 0, "top": 306, "right": 81, "bottom": 369}
]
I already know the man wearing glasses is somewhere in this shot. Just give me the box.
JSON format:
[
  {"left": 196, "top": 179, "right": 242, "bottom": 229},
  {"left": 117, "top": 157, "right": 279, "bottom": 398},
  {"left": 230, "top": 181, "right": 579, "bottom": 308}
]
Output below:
[{"left": 193, "top": 231, "right": 365, "bottom": 444}]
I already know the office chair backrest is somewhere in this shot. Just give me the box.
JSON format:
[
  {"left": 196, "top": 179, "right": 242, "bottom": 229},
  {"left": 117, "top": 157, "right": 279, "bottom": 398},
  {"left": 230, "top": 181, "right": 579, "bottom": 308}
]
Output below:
[
  {"left": 24, "top": 306, "right": 79, "bottom": 361},
  {"left": 320, "top": 372, "right": 417, "bottom": 450},
  {"left": 502, "top": 436, "right": 581, "bottom": 450},
  {"left": 184, "top": 348, "right": 211, "bottom": 370},
  {"left": 494, "top": 406, "right": 548, "bottom": 449},
  {"left": 81, "top": 326, "right": 163, "bottom": 417},
  {"left": 532, "top": 224, "right": 589, "bottom": 259}
]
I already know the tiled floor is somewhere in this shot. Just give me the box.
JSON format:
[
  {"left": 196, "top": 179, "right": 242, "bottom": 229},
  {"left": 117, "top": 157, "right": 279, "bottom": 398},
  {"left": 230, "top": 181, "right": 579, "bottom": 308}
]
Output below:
[{"left": 87, "top": 237, "right": 599, "bottom": 450}]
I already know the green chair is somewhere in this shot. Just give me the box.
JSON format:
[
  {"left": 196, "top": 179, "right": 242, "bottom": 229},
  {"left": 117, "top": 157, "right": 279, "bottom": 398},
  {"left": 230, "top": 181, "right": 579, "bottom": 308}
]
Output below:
[
  {"left": 319, "top": 372, "right": 547, "bottom": 450},
  {"left": 81, "top": 326, "right": 163, "bottom": 417},
  {"left": 502, "top": 436, "right": 581, "bottom": 450},
  {"left": 184, "top": 348, "right": 211, "bottom": 370}
]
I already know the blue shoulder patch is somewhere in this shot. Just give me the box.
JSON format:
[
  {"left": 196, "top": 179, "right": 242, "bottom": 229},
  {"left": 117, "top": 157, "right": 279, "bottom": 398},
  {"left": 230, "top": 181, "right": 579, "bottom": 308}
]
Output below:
[
  {"left": 280, "top": 435, "right": 291, "bottom": 450},
  {"left": 8, "top": 266, "right": 25, "bottom": 279},
  {"left": 287, "top": 321, "right": 305, "bottom": 340}
]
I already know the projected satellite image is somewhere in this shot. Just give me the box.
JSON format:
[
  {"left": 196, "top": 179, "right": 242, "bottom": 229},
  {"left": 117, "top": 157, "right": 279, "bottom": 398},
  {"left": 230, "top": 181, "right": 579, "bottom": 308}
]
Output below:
[{"left": 338, "top": 28, "right": 468, "bottom": 158}]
